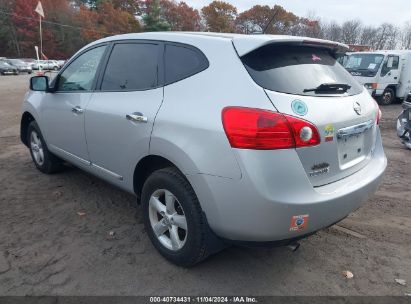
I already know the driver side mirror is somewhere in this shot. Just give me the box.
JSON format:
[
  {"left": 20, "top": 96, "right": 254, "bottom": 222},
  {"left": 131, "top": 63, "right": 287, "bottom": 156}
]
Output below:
[{"left": 30, "top": 76, "right": 50, "bottom": 92}]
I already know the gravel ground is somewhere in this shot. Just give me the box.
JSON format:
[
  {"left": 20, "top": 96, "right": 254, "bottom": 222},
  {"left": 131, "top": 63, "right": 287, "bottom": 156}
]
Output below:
[{"left": 0, "top": 74, "right": 410, "bottom": 296}]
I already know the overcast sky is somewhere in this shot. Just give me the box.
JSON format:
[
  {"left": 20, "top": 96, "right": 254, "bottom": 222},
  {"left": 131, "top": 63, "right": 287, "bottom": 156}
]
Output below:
[{"left": 185, "top": 0, "right": 411, "bottom": 27}]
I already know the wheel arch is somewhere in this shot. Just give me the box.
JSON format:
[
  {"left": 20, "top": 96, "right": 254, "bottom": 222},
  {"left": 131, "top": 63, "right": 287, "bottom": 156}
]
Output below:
[
  {"left": 20, "top": 111, "right": 36, "bottom": 147},
  {"left": 385, "top": 84, "right": 397, "bottom": 95},
  {"left": 379, "top": 85, "right": 398, "bottom": 105},
  {"left": 133, "top": 155, "right": 186, "bottom": 201}
]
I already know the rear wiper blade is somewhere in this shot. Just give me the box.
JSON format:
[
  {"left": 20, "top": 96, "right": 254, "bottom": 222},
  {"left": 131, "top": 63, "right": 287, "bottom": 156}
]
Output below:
[{"left": 303, "top": 83, "right": 351, "bottom": 94}]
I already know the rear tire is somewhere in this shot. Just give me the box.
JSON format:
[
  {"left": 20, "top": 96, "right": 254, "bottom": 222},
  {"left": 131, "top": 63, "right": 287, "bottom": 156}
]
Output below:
[
  {"left": 379, "top": 87, "right": 395, "bottom": 105},
  {"left": 141, "top": 167, "right": 221, "bottom": 266},
  {"left": 27, "top": 121, "right": 63, "bottom": 174}
]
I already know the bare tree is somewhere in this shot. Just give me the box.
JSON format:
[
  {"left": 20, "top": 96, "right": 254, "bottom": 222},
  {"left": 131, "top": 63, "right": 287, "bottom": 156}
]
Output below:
[
  {"left": 374, "top": 23, "right": 398, "bottom": 50},
  {"left": 341, "top": 20, "right": 362, "bottom": 45},
  {"left": 322, "top": 21, "right": 342, "bottom": 42},
  {"left": 359, "top": 26, "right": 378, "bottom": 48},
  {"left": 386, "top": 25, "right": 400, "bottom": 49},
  {"left": 401, "top": 22, "right": 411, "bottom": 49}
]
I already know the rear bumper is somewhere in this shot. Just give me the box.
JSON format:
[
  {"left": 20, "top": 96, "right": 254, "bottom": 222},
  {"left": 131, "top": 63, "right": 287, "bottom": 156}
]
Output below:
[{"left": 189, "top": 129, "right": 386, "bottom": 242}]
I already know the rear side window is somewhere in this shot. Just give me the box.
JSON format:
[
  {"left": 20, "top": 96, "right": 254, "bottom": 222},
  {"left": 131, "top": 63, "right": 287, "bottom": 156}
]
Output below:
[
  {"left": 242, "top": 45, "right": 363, "bottom": 96},
  {"left": 101, "top": 43, "right": 159, "bottom": 91},
  {"left": 165, "top": 44, "right": 208, "bottom": 85}
]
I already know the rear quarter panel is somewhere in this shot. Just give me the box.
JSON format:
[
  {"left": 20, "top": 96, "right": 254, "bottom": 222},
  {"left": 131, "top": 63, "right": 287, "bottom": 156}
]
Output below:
[{"left": 150, "top": 37, "right": 276, "bottom": 180}]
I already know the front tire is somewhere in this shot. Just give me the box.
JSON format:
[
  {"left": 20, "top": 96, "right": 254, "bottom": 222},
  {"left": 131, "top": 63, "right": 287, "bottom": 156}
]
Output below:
[
  {"left": 27, "top": 121, "right": 62, "bottom": 174},
  {"left": 142, "top": 167, "right": 220, "bottom": 266},
  {"left": 379, "top": 87, "right": 396, "bottom": 105}
]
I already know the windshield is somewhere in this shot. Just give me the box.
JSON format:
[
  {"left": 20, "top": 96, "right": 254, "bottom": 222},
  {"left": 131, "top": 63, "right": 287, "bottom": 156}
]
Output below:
[
  {"left": 241, "top": 45, "right": 363, "bottom": 97},
  {"left": 343, "top": 54, "right": 384, "bottom": 77}
]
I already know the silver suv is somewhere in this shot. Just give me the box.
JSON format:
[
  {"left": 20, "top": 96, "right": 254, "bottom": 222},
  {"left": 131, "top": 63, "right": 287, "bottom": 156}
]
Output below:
[{"left": 21, "top": 32, "right": 387, "bottom": 266}]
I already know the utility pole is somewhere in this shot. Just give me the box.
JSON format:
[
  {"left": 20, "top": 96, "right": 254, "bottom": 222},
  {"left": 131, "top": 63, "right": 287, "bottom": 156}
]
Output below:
[{"left": 35, "top": 1, "right": 45, "bottom": 63}]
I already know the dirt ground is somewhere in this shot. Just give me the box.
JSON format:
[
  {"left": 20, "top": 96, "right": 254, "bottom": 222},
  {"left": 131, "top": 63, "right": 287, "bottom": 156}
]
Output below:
[{"left": 0, "top": 74, "right": 410, "bottom": 296}]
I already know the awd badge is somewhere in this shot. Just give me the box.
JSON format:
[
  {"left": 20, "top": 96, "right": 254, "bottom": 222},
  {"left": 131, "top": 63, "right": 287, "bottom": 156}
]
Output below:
[
  {"left": 309, "top": 162, "right": 330, "bottom": 177},
  {"left": 291, "top": 100, "right": 308, "bottom": 116}
]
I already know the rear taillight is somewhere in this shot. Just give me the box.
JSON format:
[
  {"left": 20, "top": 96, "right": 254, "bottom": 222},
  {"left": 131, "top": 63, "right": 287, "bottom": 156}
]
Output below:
[
  {"left": 222, "top": 107, "right": 320, "bottom": 150},
  {"left": 373, "top": 99, "right": 381, "bottom": 125}
]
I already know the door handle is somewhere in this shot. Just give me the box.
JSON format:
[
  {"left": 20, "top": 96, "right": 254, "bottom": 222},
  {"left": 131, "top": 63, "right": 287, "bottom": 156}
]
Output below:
[
  {"left": 71, "top": 106, "right": 84, "bottom": 114},
  {"left": 126, "top": 112, "right": 148, "bottom": 123},
  {"left": 394, "top": 77, "right": 398, "bottom": 80}
]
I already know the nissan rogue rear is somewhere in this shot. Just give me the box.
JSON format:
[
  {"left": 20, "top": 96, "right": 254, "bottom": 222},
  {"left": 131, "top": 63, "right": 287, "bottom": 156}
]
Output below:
[{"left": 21, "top": 32, "right": 386, "bottom": 266}]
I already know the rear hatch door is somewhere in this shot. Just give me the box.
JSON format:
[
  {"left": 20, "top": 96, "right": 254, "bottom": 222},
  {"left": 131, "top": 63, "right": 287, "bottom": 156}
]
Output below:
[
  {"left": 239, "top": 42, "right": 378, "bottom": 186},
  {"left": 264, "top": 90, "right": 377, "bottom": 186}
]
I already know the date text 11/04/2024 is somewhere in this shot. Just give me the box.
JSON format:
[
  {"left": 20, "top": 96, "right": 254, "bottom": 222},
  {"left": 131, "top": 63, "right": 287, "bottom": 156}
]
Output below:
[{"left": 149, "top": 297, "right": 258, "bottom": 303}]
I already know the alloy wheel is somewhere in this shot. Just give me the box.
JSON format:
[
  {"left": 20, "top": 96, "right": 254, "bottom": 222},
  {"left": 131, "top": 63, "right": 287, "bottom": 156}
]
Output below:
[
  {"left": 30, "top": 130, "right": 44, "bottom": 166},
  {"left": 148, "top": 189, "right": 188, "bottom": 251}
]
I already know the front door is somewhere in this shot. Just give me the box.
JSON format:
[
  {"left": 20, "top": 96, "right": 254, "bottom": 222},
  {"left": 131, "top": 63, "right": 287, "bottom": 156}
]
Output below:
[
  {"left": 40, "top": 45, "right": 107, "bottom": 166},
  {"left": 380, "top": 55, "right": 400, "bottom": 87},
  {"left": 85, "top": 42, "right": 164, "bottom": 188}
]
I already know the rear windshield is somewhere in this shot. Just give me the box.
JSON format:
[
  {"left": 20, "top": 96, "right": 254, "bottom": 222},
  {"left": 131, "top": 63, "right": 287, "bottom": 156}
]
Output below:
[{"left": 241, "top": 45, "right": 363, "bottom": 97}]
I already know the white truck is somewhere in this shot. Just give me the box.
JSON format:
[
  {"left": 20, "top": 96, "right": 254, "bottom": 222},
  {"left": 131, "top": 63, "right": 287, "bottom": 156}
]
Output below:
[{"left": 343, "top": 50, "right": 411, "bottom": 105}]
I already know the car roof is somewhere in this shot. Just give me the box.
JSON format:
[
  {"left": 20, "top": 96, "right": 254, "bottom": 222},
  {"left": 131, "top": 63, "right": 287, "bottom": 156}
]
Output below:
[{"left": 86, "top": 32, "right": 349, "bottom": 57}]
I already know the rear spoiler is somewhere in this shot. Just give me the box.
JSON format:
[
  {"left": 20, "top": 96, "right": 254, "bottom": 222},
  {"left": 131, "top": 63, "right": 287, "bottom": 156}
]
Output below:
[{"left": 232, "top": 35, "right": 349, "bottom": 57}]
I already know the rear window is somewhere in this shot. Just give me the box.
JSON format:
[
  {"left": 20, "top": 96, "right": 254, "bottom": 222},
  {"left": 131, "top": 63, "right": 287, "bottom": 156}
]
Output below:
[
  {"left": 241, "top": 45, "right": 363, "bottom": 96},
  {"left": 165, "top": 44, "right": 208, "bottom": 85}
]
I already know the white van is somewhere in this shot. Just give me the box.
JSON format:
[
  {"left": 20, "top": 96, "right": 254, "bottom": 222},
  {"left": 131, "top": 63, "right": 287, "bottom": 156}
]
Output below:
[{"left": 344, "top": 50, "right": 411, "bottom": 105}]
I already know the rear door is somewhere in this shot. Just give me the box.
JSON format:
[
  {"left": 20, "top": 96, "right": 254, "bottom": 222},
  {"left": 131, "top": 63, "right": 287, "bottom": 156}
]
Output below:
[
  {"left": 241, "top": 44, "right": 378, "bottom": 186},
  {"left": 85, "top": 41, "right": 164, "bottom": 188}
]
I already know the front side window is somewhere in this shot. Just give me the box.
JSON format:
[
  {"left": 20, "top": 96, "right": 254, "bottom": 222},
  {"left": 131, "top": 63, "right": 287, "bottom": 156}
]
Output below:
[
  {"left": 57, "top": 45, "right": 106, "bottom": 92},
  {"left": 101, "top": 43, "right": 159, "bottom": 91},
  {"left": 242, "top": 45, "right": 363, "bottom": 96},
  {"left": 381, "top": 56, "right": 399, "bottom": 76},
  {"left": 165, "top": 44, "right": 208, "bottom": 85}
]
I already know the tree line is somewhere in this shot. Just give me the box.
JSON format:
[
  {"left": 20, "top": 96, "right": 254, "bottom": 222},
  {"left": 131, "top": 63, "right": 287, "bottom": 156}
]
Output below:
[{"left": 1, "top": 0, "right": 410, "bottom": 59}]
